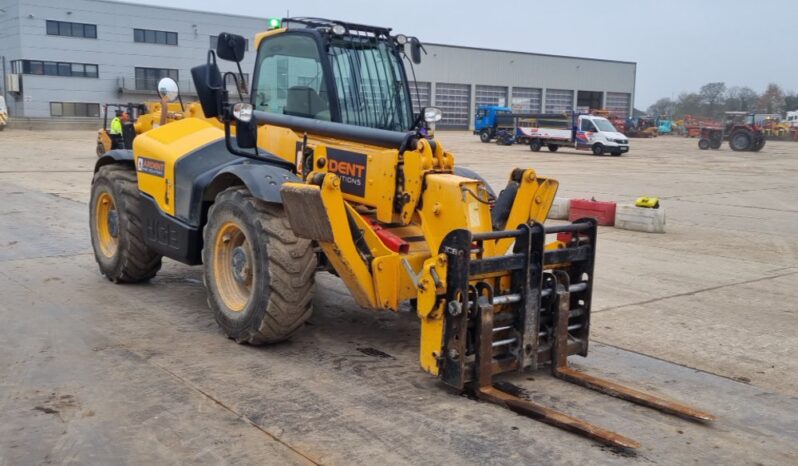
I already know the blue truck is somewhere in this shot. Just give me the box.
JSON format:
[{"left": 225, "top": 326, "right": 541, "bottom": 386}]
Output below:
[{"left": 474, "top": 105, "right": 513, "bottom": 142}]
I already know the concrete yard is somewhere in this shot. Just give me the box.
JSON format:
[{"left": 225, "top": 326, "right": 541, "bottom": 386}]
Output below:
[{"left": 1, "top": 130, "right": 797, "bottom": 465}]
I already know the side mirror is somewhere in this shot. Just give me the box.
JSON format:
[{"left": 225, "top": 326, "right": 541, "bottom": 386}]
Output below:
[
  {"left": 216, "top": 33, "right": 247, "bottom": 62},
  {"left": 191, "top": 62, "right": 223, "bottom": 118},
  {"left": 410, "top": 37, "right": 424, "bottom": 64},
  {"left": 157, "top": 77, "right": 179, "bottom": 102}
]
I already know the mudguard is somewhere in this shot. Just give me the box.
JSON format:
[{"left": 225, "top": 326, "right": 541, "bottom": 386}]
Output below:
[
  {"left": 94, "top": 149, "right": 133, "bottom": 172},
  {"left": 212, "top": 163, "right": 301, "bottom": 205}
]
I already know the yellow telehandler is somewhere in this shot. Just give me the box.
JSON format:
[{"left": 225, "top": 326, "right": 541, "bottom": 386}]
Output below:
[{"left": 89, "top": 19, "right": 712, "bottom": 449}]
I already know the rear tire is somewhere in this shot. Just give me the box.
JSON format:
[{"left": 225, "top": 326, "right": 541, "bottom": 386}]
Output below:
[
  {"left": 592, "top": 143, "right": 605, "bottom": 155},
  {"left": 529, "top": 139, "right": 542, "bottom": 152},
  {"left": 729, "top": 131, "right": 752, "bottom": 151},
  {"left": 479, "top": 129, "right": 492, "bottom": 143},
  {"left": 547, "top": 144, "right": 559, "bottom": 152},
  {"left": 90, "top": 164, "right": 162, "bottom": 283},
  {"left": 698, "top": 138, "right": 710, "bottom": 150},
  {"left": 202, "top": 187, "right": 316, "bottom": 345}
]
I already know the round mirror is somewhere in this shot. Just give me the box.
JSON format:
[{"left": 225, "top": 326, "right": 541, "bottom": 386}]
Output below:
[{"left": 157, "top": 77, "right": 179, "bottom": 102}]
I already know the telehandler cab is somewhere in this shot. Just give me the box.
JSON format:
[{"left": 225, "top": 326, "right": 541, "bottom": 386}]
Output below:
[{"left": 90, "top": 18, "right": 713, "bottom": 449}]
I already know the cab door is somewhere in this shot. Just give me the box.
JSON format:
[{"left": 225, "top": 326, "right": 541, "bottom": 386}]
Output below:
[{"left": 575, "top": 117, "right": 597, "bottom": 149}]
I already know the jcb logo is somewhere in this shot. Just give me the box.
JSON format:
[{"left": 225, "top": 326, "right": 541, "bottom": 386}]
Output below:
[{"left": 327, "top": 148, "right": 367, "bottom": 197}]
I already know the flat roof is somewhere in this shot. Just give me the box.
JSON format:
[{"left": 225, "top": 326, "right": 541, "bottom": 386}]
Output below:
[
  {"left": 425, "top": 42, "right": 637, "bottom": 66},
  {"left": 87, "top": 0, "right": 268, "bottom": 22},
  {"left": 88, "top": 1, "right": 637, "bottom": 66}
]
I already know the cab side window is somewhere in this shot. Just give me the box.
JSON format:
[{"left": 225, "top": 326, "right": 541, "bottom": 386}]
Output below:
[
  {"left": 580, "top": 119, "right": 597, "bottom": 132},
  {"left": 253, "top": 34, "right": 330, "bottom": 120}
]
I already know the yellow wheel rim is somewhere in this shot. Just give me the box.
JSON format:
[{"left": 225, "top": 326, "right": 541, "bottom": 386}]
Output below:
[
  {"left": 213, "top": 221, "right": 254, "bottom": 312},
  {"left": 95, "top": 191, "right": 119, "bottom": 258}
]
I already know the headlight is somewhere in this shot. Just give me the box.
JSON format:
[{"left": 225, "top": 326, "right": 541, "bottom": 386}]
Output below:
[
  {"left": 424, "top": 107, "right": 443, "bottom": 123},
  {"left": 233, "top": 103, "right": 253, "bottom": 123}
]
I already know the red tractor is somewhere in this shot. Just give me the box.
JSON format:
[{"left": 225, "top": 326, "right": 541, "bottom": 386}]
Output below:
[{"left": 698, "top": 112, "right": 765, "bottom": 152}]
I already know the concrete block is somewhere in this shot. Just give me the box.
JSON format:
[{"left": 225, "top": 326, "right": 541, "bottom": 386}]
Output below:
[
  {"left": 548, "top": 197, "right": 570, "bottom": 220},
  {"left": 615, "top": 204, "right": 666, "bottom": 233}
]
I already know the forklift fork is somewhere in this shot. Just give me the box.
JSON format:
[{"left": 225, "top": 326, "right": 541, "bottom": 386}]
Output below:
[{"left": 441, "top": 219, "right": 714, "bottom": 449}]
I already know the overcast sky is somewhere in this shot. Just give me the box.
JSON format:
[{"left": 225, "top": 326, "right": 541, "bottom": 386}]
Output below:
[{"left": 134, "top": 0, "right": 796, "bottom": 109}]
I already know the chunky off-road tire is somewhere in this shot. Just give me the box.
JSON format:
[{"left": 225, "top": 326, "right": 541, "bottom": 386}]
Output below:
[
  {"left": 202, "top": 187, "right": 315, "bottom": 345},
  {"left": 547, "top": 144, "right": 559, "bottom": 152},
  {"left": 752, "top": 136, "right": 766, "bottom": 152},
  {"left": 90, "top": 164, "right": 162, "bottom": 283},
  {"left": 698, "top": 138, "right": 710, "bottom": 150},
  {"left": 592, "top": 143, "right": 605, "bottom": 155},
  {"left": 729, "top": 130, "right": 752, "bottom": 151},
  {"left": 479, "top": 129, "right": 492, "bottom": 143},
  {"left": 529, "top": 139, "right": 542, "bottom": 152}
]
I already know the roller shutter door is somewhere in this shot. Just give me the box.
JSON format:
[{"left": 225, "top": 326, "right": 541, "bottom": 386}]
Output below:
[
  {"left": 606, "top": 92, "right": 631, "bottom": 118},
  {"left": 511, "top": 87, "right": 542, "bottom": 113},
  {"left": 475, "top": 85, "right": 508, "bottom": 108},
  {"left": 408, "top": 81, "right": 431, "bottom": 114},
  {"left": 545, "top": 89, "right": 574, "bottom": 113},
  {"left": 435, "top": 83, "right": 471, "bottom": 129}
]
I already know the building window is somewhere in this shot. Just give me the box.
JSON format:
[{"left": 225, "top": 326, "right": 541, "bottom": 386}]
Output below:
[
  {"left": 134, "top": 28, "right": 178, "bottom": 45},
  {"left": 135, "top": 67, "right": 179, "bottom": 91},
  {"left": 50, "top": 102, "right": 100, "bottom": 118},
  {"left": 46, "top": 20, "right": 97, "bottom": 39},
  {"left": 210, "top": 35, "right": 249, "bottom": 51},
  {"left": 10, "top": 60, "right": 98, "bottom": 78}
]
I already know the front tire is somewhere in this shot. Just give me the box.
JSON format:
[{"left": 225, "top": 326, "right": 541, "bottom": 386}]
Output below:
[
  {"left": 203, "top": 187, "right": 316, "bottom": 345},
  {"left": 529, "top": 139, "right": 542, "bottom": 152},
  {"left": 90, "top": 164, "right": 162, "bottom": 283},
  {"left": 479, "top": 129, "right": 492, "bottom": 143},
  {"left": 592, "top": 143, "right": 605, "bottom": 155},
  {"left": 698, "top": 138, "right": 711, "bottom": 150}
]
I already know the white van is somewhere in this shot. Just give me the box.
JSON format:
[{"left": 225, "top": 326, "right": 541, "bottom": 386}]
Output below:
[
  {"left": 519, "top": 113, "right": 629, "bottom": 156},
  {"left": 0, "top": 96, "right": 8, "bottom": 131}
]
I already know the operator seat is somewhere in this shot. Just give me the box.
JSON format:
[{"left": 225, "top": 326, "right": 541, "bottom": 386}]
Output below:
[{"left": 285, "top": 86, "right": 330, "bottom": 120}]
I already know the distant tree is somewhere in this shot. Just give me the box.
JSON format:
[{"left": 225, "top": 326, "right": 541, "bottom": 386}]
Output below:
[
  {"left": 674, "top": 92, "right": 703, "bottom": 118},
  {"left": 725, "top": 86, "right": 759, "bottom": 112},
  {"left": 757, "top": 83, "right": 786, "bottom": 114},
  {"left": 647, "top": 98, "right": 676, "bottom": 116},
  {"left": 784, "top": 92, "right": 798, "bottom": 112},
  {"left": 699, "top": 82, "right": 726, "bottom": 117}
]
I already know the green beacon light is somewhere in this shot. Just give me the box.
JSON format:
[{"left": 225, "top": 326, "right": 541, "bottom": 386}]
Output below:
[{"left": 268, "top": 18, "right": 282, "bottom": 29}]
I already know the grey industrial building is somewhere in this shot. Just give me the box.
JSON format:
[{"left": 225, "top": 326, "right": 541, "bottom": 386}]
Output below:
[{"left": 0, "top": 0, "right": 636, "bottom": 129}]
